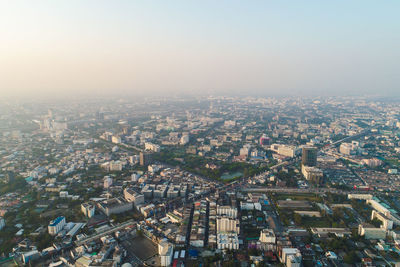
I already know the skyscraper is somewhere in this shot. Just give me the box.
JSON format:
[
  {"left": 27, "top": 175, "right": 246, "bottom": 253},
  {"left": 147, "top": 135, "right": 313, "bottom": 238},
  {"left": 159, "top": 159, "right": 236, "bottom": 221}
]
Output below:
[{"left": 301, "top": 146, "right": 317, "bottom": 167}]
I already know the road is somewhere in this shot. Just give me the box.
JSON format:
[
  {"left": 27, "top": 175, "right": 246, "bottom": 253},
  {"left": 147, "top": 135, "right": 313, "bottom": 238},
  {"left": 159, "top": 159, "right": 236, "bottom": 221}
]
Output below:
[{"left": 323, "top": 129, "right": 371, "bottom": 150}]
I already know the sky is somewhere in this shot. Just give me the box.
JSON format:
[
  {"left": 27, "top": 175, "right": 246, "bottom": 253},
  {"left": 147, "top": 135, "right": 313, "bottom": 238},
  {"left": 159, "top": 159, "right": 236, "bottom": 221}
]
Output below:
[{"left": 0, "top": 0, "right": 399, "bottom": 98}]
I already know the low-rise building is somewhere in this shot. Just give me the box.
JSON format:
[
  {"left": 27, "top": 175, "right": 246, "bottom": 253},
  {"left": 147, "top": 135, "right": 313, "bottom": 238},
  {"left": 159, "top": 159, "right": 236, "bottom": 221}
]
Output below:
[
  {"left": 281, "top": 248, "right": 302, "bottom": 267},
  {"left": 97, "top": 198, "right": 133, "bottom": 216},
  {"left": 371, "top": 210, "right": 393, "bottom": 230},
  {"left": 358, "top": 224, "right": 387, "bottom": 240},
  {"left": 123, "top": 188, "right": 144, "bottom": 207},
  {"left": 259, "top": 228, "right": 276, "bottom": 243},
  {"left": 301, "top": 165, "right": 323, "bottom": 183},
  {"left": 217, "top": 233, "right": 239, "bottom": 250}
]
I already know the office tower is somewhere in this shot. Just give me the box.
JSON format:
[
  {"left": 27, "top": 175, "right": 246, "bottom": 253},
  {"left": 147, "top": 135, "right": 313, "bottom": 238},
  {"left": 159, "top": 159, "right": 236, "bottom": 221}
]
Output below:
[{"left": 301, "top": 146, "right": 317, "bottom": 167}]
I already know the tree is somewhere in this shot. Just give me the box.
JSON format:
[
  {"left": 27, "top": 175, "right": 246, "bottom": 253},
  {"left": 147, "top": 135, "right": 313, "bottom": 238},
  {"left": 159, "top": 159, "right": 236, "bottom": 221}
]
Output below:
[
  {"left": 294, "top": 213, "right": 302, "bottom": 225},
  {"left": 343, "top": 251, "right": 358, "bottom": 264}
]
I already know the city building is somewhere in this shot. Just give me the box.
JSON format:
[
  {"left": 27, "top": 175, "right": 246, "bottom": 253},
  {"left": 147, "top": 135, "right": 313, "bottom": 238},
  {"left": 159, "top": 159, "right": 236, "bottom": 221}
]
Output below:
[
  {"left": 81, "top": 203, "right": 96, "bottom": 218},
  {"left": 180, "top": 134, "right": 190, "bottom": 145},
  {"left": 22, "top": 250, "right": 40, "bottom": 265},
  {"left": 145, "top": 142, "right": 161, "bottom": 152},
  {"left": 348, "top": 194, "right": 373, "bottom": 200},
  {"left": 270, "top": 144, "right": 300, "bottom": 158},
  {"left": 217, "top": 233, "right": 239, "bottom": 250},
  {"left": 259, "top": 228, "right": 276, "bottom": 243},
  {"left": 301, "top": 146, "right": 317, "bottom": 167},
  {"left": 159, "top": 240, "right": 173, "bottom": 266},
  {"left": 371, "top": 210, "right": 393, "bottom": 230},
  {"left": 217, "top": 217, "right": 240, "bottom": 233},
  {"left": 301, "top": 165, "right": 323, "bottom": 183},
  {"left": 103, "top": 176, "right": 113, "bottom": 189},
  {"left": 281, "top": 248, "right": 302, "bottom": 267},
  {"left": 123, "top": 188, "right": 144, "bottom": 207},
  {"left": 340, "top": 143, "right": 354, "bottom": 155},
  {"left": 358, "top": 224, "right": 387, "bottom": 239},
  {"left": 217, "top": 206, "right": 238, "bottom": 218},
  {"left": 97, "top": 198, "right": 133, "bottom": 216},
  {"left": 259, "top": 134, "right": 270, "bottom": 146},
  {"left": 48, "top": 216, "right": 66, "bottom": 235}
]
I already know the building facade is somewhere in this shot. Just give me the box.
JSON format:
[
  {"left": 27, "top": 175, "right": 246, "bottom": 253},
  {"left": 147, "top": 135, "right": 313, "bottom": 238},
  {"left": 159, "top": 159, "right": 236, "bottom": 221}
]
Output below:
[{"left": 48, "top": 216, "right": 66, "bottom": 235}]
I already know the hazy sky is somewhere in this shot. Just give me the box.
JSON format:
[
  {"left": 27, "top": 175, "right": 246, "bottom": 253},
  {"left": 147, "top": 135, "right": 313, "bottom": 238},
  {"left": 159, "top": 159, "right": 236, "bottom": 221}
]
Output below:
[{"left": 1, "top": 1, "right": 399, "bottom": 98}]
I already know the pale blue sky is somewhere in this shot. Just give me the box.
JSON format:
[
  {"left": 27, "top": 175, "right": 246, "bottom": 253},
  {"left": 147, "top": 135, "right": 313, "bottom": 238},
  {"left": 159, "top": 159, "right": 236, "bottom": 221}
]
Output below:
[{"left": 0, "top": 1, "right": 399, "bottom": 97}]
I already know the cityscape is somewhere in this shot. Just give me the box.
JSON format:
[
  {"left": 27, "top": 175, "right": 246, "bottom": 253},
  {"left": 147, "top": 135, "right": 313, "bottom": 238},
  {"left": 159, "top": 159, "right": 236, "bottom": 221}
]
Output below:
[
  {"left": 1, "top": 1, "right": 400, "bottom": 266},
  {"left": 1, "top": 96, "right": 400, "bottom": 266}
]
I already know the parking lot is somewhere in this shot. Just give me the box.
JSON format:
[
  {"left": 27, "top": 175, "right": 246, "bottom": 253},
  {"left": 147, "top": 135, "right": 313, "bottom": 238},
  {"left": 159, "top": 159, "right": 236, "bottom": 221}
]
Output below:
[{"left": 122, "top": 235, "right": 158, "bottom": 261}]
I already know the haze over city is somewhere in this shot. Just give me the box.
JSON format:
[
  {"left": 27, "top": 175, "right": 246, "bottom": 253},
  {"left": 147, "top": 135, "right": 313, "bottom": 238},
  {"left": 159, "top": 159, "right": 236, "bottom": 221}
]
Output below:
[
  {"left": 1, "top": 0, "right": 400, "bottom": 98},
  {"left": 3, "top": 2, "right": 400, "bottom": 267}
]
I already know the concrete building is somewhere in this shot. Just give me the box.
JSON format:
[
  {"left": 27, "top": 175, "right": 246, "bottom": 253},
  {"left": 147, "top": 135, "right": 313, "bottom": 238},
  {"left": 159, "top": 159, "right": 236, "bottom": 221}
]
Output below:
[
  {"left": 371, "top": 210, "right": 393, "bottom": 230},
  {"left": 259, "top": 229, "right": 276, "bottom": 243},
  {"left": 217, "top": 206, "right": 238, "bottom": 218},
  {"left": 48, "top": 216, "right": 66, "bottom": 235},
  {"left": 123, "top": 188, "right": 144, "bottom": 207},
  {"left": 340, "top": 143, "right": 354, "bottom": 155},
  {"left": 142, "top": 184, "right": 155, "bottom": 199},
  {"left": 158, "top": 240, "right": 173, "bottom": 267},
  {"left": 167, "top": 185, "right": 180, "bottom": 198},
  {"left": 97, "top": 198, "right": 133, "bottom": 216},
  {"left": 301, "top": 165, "right": 323, "bottom": 183},
  {"left": 154, "top": 185, "right": 168, "bottom": 198},
  {"left": 301, "top": 146, "right": 317, "bottom": 167},
  {"left": 22, "top": 250, "right": 40, "bottom": 265},
  {"left": 111, "top": 136, "right": 121, "bottom": 144},
  {"left": 217, "top": 233, "right": 239, "bottom": 250},
  {"left": 140, "top": 204, "right": 155, "bottom": 217},
  {"left": 103, "top": 176, "right": 113, "bottom": 189},
  {"left": 240, "top": 146, "right": 250, "bottom": 157},
  {"left": 286, "top": 254, "right": 302, "bottom": 267},
  {"left": 281, "top": 248, "right": 302, "bottom": 267},
  {"left": 217, "top": 217, "right": 240, "bottom": 233},
  {"left": 270, "top": 144, "right": 300, "bottom": 158},
  {"left": 109, "top": 161, "right": 123, "bottom": 171},
  {"left": 81, "top": 203, "right": 96, "bottom": 218},
  {"left": 180, "top": 134, "right": 190, "bottom": 145},
  {"left": 259, "top": 134, "right": 270, "bottom": 146},
  {"left": 348, "top": 194, "right": 373, "bottom": 200},
  {"left": 367, "top": 198, "right": 391, "bottom": 217},
  {"left": 310, "top": 228, "right": 351, "bottom": 238},
  {"left": 358, "top": 224, "right": 387, "bottom": 239},
  {"left": 131, "top": 173, "right": 140, "bottom": 182},
  {"left": 145, "top": 142, "right": 161, "bottom": 152}
]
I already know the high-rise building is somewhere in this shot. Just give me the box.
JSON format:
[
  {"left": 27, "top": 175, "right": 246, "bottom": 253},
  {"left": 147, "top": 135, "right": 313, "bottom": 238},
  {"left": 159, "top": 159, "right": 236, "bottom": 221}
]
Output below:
[
  {"left": 216, "top": 217, "right": 240, "bottom": 233},
  {"left": 104, "top": 176, "right": 113, "bottom": 188},
  {"left": 5, "top": 171, "right": 14, "bottom": 183},
  {"left": 48, "top": 216, "right": 66, "bottom": 235},
  {"left": 81, "top": 203, "right": 96, "bottom": 218},
  {"left": 140, "top": 152, "right": 152, "bottom": 166},
  {"left": 301, "top": 146, "right": 317, "bottom": 167},
  {"left": 259, "top": 134, "right": 270, "bottom": 146}
]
